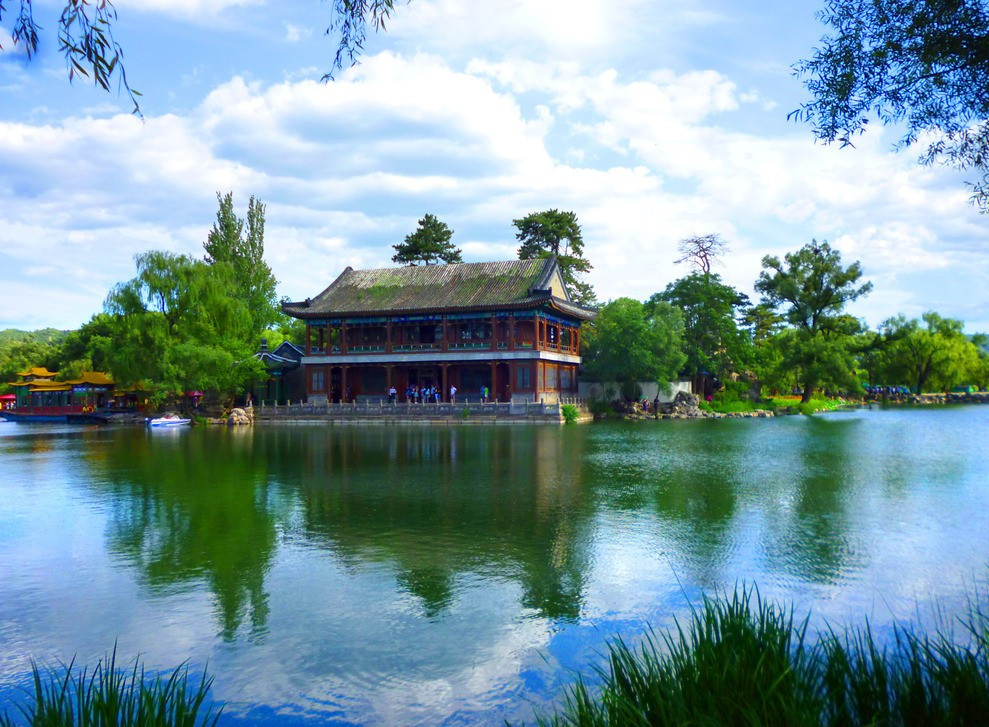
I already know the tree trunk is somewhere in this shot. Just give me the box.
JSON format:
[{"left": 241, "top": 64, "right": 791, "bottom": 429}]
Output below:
[{"left": 801, "top": 380, "right": 814, "bottom": 404}]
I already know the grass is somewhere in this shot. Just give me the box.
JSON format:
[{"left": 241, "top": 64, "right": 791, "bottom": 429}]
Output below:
[
  {"left": 529, "top": 585, "right": 989, "bottom": 726},
  {"left": 0, "top": 647, "right": 221, "bottom": 727}
]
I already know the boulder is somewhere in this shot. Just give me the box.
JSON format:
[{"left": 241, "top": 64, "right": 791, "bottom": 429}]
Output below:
[{"left": 228, "top": 407, "right": 253, "bottom": 426}]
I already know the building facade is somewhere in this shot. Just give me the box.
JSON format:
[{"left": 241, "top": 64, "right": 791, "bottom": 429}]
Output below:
[{"left": 282, "top": 258, "right": 595, "bottom": 404}]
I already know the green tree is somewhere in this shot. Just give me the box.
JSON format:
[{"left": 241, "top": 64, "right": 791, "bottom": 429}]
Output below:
[
  {"left": 793, "top": 0, "right": 989, "bottom": 208},
  {"left": 741, "top": 303, "right": 791, "bottom": 395},
  {"left": 204, "top": 192, "right": 279, "bottom": 338},
  {"left": 514, "top": 209, "right": 596, "bottom": 306},
  {"left": 651, "top": 272, "right": 751, "bottom": 381},
  {"left": 100, "top": 251, "right": 262, "bottom": 400},
  {"left": 0, "top": 0, "right": 401, "bottom": 115},
  {"left": 582, "top": 298, "right": 686, "bottom": 395},
  {"left": 755, "top": 240, "right": 872, "bottom": 402},
  {"left": 391, "top": 213, "right": 462, "bottom": 265},
  {"left": 880, "top": 311, "right": 981, "bottom": 392}
]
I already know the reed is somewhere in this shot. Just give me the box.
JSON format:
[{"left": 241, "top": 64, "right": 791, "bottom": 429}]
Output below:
[
  {"left": 533, "top": 585, "right": 989, "bottom": 726},
  {"left": 0, "top": 646, "right": 220, "bottom": 727}
]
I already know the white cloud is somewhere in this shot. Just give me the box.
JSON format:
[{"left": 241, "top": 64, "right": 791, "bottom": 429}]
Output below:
[{"left": 1, "top": 49, "right": 987, "bottom": 330}]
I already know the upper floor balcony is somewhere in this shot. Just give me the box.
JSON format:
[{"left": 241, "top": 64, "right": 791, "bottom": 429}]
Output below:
[{"left": 304, "top": 314, "right": 581, "bottom": 358}]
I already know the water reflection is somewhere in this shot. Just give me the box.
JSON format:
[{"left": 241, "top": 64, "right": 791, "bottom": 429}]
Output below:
[
  {"left": 258, "top": 426, "right": 595, "bottom": 622},
  {"left": 86, "top": 430, "right": 278, "bottom": 641},
  {"left": 4, "top": 410, "right": 989, "bottom": 724}
]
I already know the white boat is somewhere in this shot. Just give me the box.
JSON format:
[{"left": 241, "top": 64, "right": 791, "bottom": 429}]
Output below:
[{"left": 147, "top": 414, "right": 191, "bottom": 428}]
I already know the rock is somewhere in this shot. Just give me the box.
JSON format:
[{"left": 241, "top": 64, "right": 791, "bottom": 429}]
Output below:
[
  {"left": 228, "top": 407, "right": 253, "bottom": 426},
  {"left": 670, "top": 391, "right": 702, "bottom": 418}
]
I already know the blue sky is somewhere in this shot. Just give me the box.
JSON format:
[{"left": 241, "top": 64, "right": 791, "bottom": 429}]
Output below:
[{"left": 1, "top": 0, "right": 987, "bottom": 332}]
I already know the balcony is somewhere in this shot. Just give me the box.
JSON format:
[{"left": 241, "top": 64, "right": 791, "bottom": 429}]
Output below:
[
  {"left": 347, "top": 345, "right": 386, "bottom": 353},
  {"left": 450, "top": 341, "right": 492, "bottom": 350},
  {"left": 394, "top": 343, "right": 441, "bottom": 352}
]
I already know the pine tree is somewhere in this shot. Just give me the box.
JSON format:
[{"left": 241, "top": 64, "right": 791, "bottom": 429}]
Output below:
[{"left": 392, "top": 214, "right": 462, "bottom": 265}]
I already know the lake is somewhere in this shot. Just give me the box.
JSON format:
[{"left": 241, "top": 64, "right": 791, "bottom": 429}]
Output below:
[{"left": 1, "top": 406, "right": 988, "bottom": 724}]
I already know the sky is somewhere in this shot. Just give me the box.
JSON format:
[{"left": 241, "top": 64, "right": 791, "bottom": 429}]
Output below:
[{"left": 1, "top": 0, "right": 987, "bottom": 332}]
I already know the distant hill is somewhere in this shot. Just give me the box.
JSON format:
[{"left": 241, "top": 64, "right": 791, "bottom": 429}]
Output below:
[{"left": 0, "top": 328, "right": 70, "bottom": 348}]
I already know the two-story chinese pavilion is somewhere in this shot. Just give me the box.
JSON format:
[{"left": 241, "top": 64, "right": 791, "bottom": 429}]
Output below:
[{"left": 282, "top": 258, "right": 595, "bottom": 404}]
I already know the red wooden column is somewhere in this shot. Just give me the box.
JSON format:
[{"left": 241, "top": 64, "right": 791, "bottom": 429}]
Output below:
[
  {"left": 441, "top": 364, "right": 449, "bottom": 401},
  {"left": 442, "top": 318, "right": 449, "bottom": 352},
  {"left": 341, "top": 323, "right": 348, "bottom": 354},
  {"left": 490, "top": 314, "right": 497, "bottom": 350},
  {"left": 508, "top": 314, "right": 516, "bottom": 350},
  {"left": 386, "top": 365, "right": 392, "bottom": 391},
  {"left": 490, "top": 362, "right": 497, "bottom": 397},
  {"left": 306, "top": 324, "right": 312, "bottom": 354},
  {"left": 386, "top": 320, "right": 393, "bottom": 354},
  {"left": 341, "top": 366, "right": 348, "bottom": 402}
]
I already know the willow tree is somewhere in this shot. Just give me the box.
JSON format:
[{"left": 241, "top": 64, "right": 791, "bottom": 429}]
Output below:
[
  {"left": 0, "top": 0, "right": 401, "bottom": 115},
  {"left": 99, "top": 251, "right": 262, "bottom": 399}
]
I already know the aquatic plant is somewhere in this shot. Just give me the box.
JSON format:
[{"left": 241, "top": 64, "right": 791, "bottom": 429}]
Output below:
[
  {"left": 0, "top": 647, "right": 220, "bottom": 727},
  {"left": 532, "top": 585, "right": 989, "bottom": 726}
]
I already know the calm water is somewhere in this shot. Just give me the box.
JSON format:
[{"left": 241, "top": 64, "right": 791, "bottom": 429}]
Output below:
[{"left": 1, "top": 407, "right": 988, "bottom": 724}]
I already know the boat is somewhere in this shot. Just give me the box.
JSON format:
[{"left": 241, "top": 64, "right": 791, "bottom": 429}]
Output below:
[{"left": 147, "top": 414, "right": 191, "bottom": 428}]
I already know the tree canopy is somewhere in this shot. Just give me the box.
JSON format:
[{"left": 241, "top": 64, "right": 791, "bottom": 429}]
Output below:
[
  {"left": 513, "top": 209, "right": 596, "bottom": 307},
  {"left": 755, "top": 240, "right": 872, "bottom": 401},
  {"left": 582, "top": 297, "right": 685, "bottom": 392},
  {"left": 0, "top": 0, "right": 400, "bottom": 115},
  {"left": 204, "top": 192, "right": 279, "bottom": 337},
  {"left": 392, "top": 213, "right": 462, "bottom": 266},
  {"left": 879, "top": 311, "right": 981, "bottom": 392},
  {"left": 793, "top": 0, "right": 989, "bottom": 208},
  {"left": 651, "top": 272, "right": 751, "bottom": 380},
  {"left": 99, "top": 251, "right": 263, "bottom": 400}
]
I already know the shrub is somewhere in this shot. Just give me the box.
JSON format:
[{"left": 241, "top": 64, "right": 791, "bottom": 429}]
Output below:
[{"left": 561, "top": 404, "right": 580, "bottom": 423}]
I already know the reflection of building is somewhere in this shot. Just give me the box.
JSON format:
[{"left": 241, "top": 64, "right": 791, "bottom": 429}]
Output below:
[
  {"left": 251, "top": 339, "right": 306, "bottom": 404},
  {"left": 283, "top": 258, "right": 595, "bottom": 404}
]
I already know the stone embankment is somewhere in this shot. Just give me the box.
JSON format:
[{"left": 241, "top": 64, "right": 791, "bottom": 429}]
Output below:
[
  {"left": 618, "top": 391, "right": 776, "bottom": 421},
  {"left": 869, "top": 391, "right": 989, "bottom": 405},
  {"left": 254, "top": 399, "right": 586, "bottom": 425}
]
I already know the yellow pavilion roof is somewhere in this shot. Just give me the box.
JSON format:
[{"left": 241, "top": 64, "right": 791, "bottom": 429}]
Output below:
[
  {"left": 65, "top": 371, "right": 114, "bottom": 386},
  {"left": 16, "top": 367, "right": 57, "bottom": 379}
]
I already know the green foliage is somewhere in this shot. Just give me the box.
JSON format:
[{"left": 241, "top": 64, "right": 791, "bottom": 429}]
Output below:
[
  {"left": 0, "top": 647, "right": 220, "bottom": 726},
  {"left": 561, "top": 403, "right": 580, "bottom": 423},
  {"left": 582, "top": 298, "right": 686, "bottom": 392},
  {"left": 652, "top": 272, "right": 751, "bottom": 380},
  {"left": 793, "top": 0, "right": 989, "bottom": 209},
  {"left": 391, "top": 213, "right": 462, "bottom": 266},
  {"left": 534, "top": 583, "right": 989, "bottom": 726},
  {"left": 756, "top": 241, "right": 872, "bottom": 402},
  {"left": 514, "top": 209, "right": 596, "bottom": 306},
  {"left": 100, "top": 251, "right": 264, "bottom": 398},
  {"left": 0, "top": 1, "right": 401, "bottom": 115},
  {"left": 879, "top": 311, "right": 982, "bottom": 392},
  {"left": 204, "top": 192, "right": 279, "bottom": 337}
]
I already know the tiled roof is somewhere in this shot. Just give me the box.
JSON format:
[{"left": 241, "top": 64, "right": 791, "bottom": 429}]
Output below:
[
  {"left": 65, "top": 372, "right": 114, "bottom": 386},
  {"left": 284, "top": 258, "right": 595, "bottom": 319},
  {"left": 17, "top": 367, "right": 57, "bottom": 379}
]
